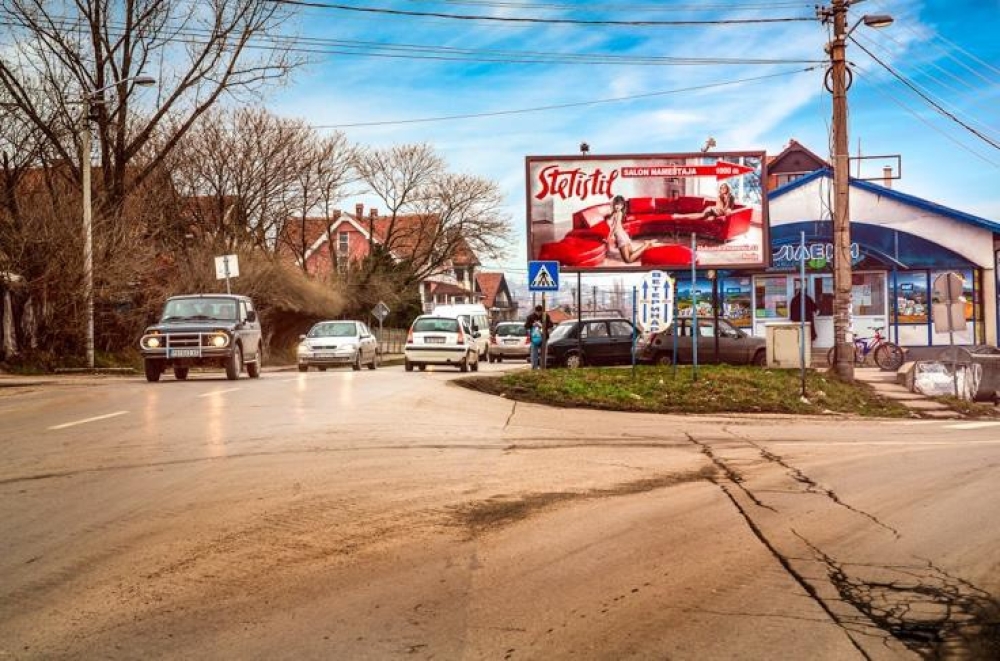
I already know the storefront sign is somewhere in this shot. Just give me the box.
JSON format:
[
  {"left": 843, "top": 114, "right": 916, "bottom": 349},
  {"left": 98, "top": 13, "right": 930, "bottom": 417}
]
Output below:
[{"left": 772, "top": 242, "right": 861, "bottom": 269}]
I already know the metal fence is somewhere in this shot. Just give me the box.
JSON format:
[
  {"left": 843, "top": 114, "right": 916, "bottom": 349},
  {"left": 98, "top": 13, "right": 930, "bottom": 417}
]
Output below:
[{"left": 375, "top": 327, "right": 407, "bottom": 355}]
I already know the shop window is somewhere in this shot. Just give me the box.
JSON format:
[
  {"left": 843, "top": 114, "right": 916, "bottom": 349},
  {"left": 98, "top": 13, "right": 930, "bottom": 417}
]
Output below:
[
  {"left": 754, "top": 276, "right": 789, "bottom": 319},
  {"left": 851, "top": 272, "right": 885, "bottom": 316},
  {"left": 893, "top": 272, "right": 928, "bottom": 324},
  {"left": 721, "top": 277, "right": 753, "bottom": 328}
]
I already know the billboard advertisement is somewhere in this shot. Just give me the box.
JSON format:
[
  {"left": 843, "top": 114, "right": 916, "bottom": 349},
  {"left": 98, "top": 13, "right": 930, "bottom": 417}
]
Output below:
[{"left": 526, "top": 151, "right": 769, "bottom": 272}]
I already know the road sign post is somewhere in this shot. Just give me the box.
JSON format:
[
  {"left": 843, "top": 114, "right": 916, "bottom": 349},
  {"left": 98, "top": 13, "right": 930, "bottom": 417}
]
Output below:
[{"left": 214, "top": 254, "right": 239, "bottom": 294}]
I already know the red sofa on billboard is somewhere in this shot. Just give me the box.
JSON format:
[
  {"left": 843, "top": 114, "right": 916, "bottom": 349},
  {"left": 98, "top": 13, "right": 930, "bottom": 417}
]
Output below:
[{"left": 536, "top": 196, "right": 753, "bottom": 268}]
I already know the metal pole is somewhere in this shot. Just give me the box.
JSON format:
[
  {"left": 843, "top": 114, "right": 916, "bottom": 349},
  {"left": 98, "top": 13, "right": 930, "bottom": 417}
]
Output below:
[
  {"left": 830, "top": 0, "right": 854, "bottom": 381},
  {"left": 800, "top": 231, "right": 807, "bottom": 397},
  {"left": 82, "top": 97, "right": 95, "bottom": 370},
  {"left": 712, "top": 274, "right": 719, "bottom": 362},
  {"left": 541, "top": 292, "right": 548, "bottom": 370},
  {"left": 577, "top": 272, "right": 582, "bottom": 358},
  {"left": 691, "top": 232, "right": 698, "bottom": 381},
  {"left": 631, "top": 286, "right": 637, "bottom": 378}
]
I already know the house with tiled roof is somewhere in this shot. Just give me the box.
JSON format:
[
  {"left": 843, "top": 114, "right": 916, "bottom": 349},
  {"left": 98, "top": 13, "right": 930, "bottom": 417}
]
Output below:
[
  {"left": 474, "top": 272, "right": 518, "bottom": 322},
  {"left": 280, "top": 204, "right": 486, "bottom": 311}
]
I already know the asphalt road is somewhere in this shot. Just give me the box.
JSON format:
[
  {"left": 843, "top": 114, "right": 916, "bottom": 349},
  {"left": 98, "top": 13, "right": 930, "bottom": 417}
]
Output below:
[{"left": 1, "top": 362, "right": 999, "bottom": 660}]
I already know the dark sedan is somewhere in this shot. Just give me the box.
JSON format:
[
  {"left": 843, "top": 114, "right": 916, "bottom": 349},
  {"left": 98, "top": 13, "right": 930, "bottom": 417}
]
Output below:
[
  {"left": 544, "top": 317, "right": 640, "bottom": 368},
  {"left": 640, "top": 317, "right": 766, "bottom": 366}
]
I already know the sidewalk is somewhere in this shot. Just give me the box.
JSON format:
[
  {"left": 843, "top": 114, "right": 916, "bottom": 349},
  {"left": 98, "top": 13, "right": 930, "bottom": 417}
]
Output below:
[{"left": 853, "top": 367, "right": 964, "bottom": 418}]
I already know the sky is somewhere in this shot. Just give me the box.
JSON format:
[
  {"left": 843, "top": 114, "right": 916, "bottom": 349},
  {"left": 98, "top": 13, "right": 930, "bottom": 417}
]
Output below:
[{"left": 264, "top": 0, "right": 1000, "bottom": 287}]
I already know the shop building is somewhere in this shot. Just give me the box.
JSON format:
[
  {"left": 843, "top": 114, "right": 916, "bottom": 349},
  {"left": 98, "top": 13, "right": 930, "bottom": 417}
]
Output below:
[{"left": 703, "top": 168, "right": 999, "bottom": 349}]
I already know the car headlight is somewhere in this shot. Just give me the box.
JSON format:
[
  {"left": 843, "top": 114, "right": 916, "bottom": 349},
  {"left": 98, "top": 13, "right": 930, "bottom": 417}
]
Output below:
[
  {"left": 339, "top": 342, "right": 358, "bottom": 352},
  {"left": 210, "top": 333, "right": 229, "bottom": 348},
  {"left": 297, "top": 343, "right": 310, "bottom": 355},
  {"left": 145, "top": 336, "right": 161, "bottom": 349}
]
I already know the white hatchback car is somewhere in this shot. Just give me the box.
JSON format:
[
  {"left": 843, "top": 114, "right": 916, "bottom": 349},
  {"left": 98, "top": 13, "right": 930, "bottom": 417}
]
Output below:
[
  {"left": 297, "top": 320, "right": 379, "bottom": 372},
  {"left": 404, "top": 315, "right": 480, "bottom": 372}
]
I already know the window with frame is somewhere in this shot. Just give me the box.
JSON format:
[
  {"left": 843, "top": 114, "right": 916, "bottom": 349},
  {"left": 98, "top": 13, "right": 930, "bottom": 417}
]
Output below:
[{"left": 338, "top": 231, "right": 349, "bottom": 255}]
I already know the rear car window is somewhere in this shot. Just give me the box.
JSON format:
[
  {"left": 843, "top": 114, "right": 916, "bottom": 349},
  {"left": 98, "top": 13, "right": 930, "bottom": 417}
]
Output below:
[
  {"left": 413, "top": 318, "right": 459, "bottom": 333},
  {"left": 495, "top": 324, "right": 527, "bottom": 337}
]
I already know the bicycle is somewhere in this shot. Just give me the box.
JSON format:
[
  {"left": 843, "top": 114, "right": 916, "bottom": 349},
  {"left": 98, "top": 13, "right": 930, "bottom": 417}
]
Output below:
[{"left": 826, "top": 326, "right": 905, "bottom": 371}]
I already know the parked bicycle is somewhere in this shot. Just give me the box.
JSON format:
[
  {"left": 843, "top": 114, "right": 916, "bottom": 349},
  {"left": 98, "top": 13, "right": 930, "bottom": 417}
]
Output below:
[{"left": 826, "top": 326, "right": 905, "bottom": 371}]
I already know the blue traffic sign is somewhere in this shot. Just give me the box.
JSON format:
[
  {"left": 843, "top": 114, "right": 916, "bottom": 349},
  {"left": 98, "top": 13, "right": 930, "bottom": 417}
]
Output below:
[{"left": 528, "top": 260, "right": 560, "bottom": 292}]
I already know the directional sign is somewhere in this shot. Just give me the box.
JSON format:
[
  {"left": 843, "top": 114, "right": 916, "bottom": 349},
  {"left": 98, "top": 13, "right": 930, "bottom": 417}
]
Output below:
[
  {"left": 638, "top": 270, "right": 674, "bottom": 333},
  {"left": 371, "top": 301, "right": 390, "bottom": 322},
  {"left": 214, "top": 254, "right": 239, "bottom": 280},
  {"left": 528, "top": 260, "right": 560, "bottom": 292},
  {"left": 620, "top": 160, "right": 755, "bottom": 181}
]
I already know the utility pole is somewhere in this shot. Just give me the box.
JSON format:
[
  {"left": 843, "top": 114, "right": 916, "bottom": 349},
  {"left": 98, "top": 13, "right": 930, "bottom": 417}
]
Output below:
[
  {"left": 81, "top": 96, "right": 94, "bottom": 370},
  {"left": 820, "top": 2, "right": 893, "bottom": 381},
  {"left": 828, "top": 0, "right": 854, "bottom": 381}
]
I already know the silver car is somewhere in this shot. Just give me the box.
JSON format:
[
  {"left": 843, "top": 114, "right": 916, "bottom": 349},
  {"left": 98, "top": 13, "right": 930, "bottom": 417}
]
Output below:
[
  {"left": 297, "top": 320, "right": 380, "bottom": 372},
  {"left": 489, "top": 321, "right": 530, "bottom": 363}
]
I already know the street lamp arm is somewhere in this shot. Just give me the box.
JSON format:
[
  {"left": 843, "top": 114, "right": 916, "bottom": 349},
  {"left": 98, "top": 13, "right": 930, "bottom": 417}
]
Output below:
[{"left": 82, "top": 75, "right": 156, "bottom": 101}]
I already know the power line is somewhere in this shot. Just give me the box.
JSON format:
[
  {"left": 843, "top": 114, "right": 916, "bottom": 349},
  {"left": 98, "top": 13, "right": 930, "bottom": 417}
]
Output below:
[
  {"left": 263, "top": 0, "right": 814, "bottom": 25},
  {"left": 401, "top": 0, "right": 813, "bottom": 11},
  {"left": 850, "top": 37, "right": 1000, "bottom": 152},
  {"left": 310, "top": 66, "right": 817, "bottom": 128},
  {"left": 0, "top": 15, "right": 823, "bottom": 68}
]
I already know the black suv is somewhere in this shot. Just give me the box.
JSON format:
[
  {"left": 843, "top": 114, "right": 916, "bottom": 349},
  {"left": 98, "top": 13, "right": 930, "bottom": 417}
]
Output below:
[{"left": 139, "top": 294, "right": 263, "bottom": 382}]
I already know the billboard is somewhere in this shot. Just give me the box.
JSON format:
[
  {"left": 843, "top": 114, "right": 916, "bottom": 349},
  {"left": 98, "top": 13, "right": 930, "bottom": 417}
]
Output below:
[{"left": 526, "top": 151, "right": 769, "bottom": 272}]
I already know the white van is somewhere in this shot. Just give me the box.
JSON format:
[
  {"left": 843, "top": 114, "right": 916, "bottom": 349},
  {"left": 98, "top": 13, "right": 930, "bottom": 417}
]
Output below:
[{"left": 432, "top": 303, "right": 491, "bottom": 360}]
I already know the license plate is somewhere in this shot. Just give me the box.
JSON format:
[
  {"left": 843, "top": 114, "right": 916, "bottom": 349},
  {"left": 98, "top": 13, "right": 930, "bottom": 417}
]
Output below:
[
  {"left": 504, "top": 339, "right": 521, "bottom": 344},
  {"left": 425, "top": 336, "right": 446, "bottom": 344},
  {"left": 169, "top": 348, "right": 201, "bottom": 358}
]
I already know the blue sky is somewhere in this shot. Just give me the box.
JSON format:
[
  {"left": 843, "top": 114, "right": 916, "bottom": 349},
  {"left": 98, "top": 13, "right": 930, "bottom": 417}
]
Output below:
[{"left": 267, "top": 0, "right": 1000, "bottom": 283}]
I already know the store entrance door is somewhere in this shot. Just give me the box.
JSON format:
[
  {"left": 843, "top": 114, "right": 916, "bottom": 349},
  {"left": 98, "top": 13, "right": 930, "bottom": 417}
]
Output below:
[{"left": 793, "top": 274, "right": 834, "bottom": 348}]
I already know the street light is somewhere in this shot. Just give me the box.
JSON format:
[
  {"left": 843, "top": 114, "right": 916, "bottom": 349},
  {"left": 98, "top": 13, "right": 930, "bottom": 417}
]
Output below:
[
  {"left": 820, "top": 1, "right": 892, "bottom": 381},
  {"left": 81, "top": 75, "right": 155, "bottom": 369}
]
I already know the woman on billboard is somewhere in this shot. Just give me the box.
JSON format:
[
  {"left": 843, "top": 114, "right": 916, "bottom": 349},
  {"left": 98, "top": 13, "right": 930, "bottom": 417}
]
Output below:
[
  {"left": 606, "top": 195, "right": 654, "bottom": 263},
  {"left": 673, "top": 182, "right": 735, "bottom": 222}
]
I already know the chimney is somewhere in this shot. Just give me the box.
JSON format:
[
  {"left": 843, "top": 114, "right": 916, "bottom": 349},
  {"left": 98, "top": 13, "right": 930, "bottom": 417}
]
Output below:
[
  {"left": 355, "top": 202, "right": 364, "bottom": 219},
  {"left": 882, "top": 166, "right": 893, "bottom": 189},
  {"left": 369, "top": 208, "right": 378, "bottom": 221}
]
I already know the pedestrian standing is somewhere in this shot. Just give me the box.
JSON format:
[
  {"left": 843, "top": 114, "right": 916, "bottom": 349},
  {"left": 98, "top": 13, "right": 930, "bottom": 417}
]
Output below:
[{"left": 524, "top": 304, "right": 553, "bottom": 369}]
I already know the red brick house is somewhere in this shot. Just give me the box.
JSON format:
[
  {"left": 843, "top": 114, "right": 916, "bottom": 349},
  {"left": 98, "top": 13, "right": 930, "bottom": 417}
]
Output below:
[{"left": 279, "top": 204, "right": 488, "bottom": 311}]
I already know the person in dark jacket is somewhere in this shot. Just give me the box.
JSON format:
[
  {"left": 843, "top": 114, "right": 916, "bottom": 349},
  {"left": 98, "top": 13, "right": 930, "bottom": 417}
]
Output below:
[
  {"left": 790, "top": 287, "right": 818, "bottom": 341},
  {"left": 524, "top": 304, "right": 554, "bottom": 369}
]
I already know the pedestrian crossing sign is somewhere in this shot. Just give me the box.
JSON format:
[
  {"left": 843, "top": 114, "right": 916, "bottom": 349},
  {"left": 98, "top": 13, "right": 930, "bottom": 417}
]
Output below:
[{"left": 528, "top": 260, "right": 560, "bottom": 292}]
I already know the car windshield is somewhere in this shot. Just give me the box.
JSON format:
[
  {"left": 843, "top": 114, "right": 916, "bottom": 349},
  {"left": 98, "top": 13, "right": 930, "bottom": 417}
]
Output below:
[
  {"left": 161, "top": 298, "right": 237, "bottom": 321},
  {"left": 412, "top": 317, "right": 459, "bottom": 333},
  {"left": 495, "top": 324, "right": 527, "bottom": 337},
  {"left": 548, "top": 322, "right": 575, "bottom": 342},
  {"left": 308, "top": 322, "right": 357, "bottom": 338}
]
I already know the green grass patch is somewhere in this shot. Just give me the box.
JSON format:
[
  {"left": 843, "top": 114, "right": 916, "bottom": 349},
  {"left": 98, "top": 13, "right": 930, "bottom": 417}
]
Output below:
[{"left": 460, "top": 365, "right": 915, "bottom": 417}]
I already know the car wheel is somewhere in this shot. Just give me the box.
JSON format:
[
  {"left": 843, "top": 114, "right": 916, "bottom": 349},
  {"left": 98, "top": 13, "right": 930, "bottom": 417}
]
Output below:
[
  {"left": 405, "top": 359, "right": 413, "bottom": 372},
  {"left": 225, "top": 345, "right": 242, "bottom": 380},
  {"left": 564, "top": 352, "right": 583, "bottom": 369},
  {"left": 318, "top": 367, "right": 327, "bottom": 372},
  {"left": 352, "top": 351, "right": 362, "bottom": 371},
  {"left": 654, "top": 353, "right": 672, "bottom": 366},
  {"left": 459, "top": 356, "right": 469, "bottom": 372},
  {"left": 368, "top": 350, "right": 379, "bottom": 370},
  {"left": 144, "top": 359, "right": 163, "bottom": 383},
  {"left": 497, "top": 356, "right": 503, "bottom": 363},
  {"left": 247, "top": 359, "right": 261, "bottom": 378},
  {"left": 752, "top": 350, "right": 767, "bottom": 367},
  {"left": 298, "top": 365, "right": 308, "bottom": 373},
  {"left": 471, "top": 353, "right": 479, "bottom": 372},
  {"left": 418, "top": 364, "right": 427, "bottom": 371},
  {"left": 173, "top": 366, "right": 189, "bottom": 380}
]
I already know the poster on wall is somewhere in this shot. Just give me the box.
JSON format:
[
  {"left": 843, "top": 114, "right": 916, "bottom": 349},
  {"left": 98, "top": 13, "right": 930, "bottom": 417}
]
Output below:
[{"left": 526, "top": 151, "right": 769, "bottom": 272}]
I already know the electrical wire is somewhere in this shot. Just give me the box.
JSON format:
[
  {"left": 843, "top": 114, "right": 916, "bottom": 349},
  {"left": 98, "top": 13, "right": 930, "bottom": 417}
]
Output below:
[
  {"left": 850, "top": 37, "right": 1000, "bottom": 152},
  {"left": 400, "top": 0, "right": 813, "bottom": 11},
  {"left": 263, "top": 0, "right": 815, "bottom": 26},
  {"left": 0, "top": 14, "right": 824, "bottom": 67},
  {"left": 852, "top": 65, "right": 1000, "bottom": 168},
  {"left": 309, "top": 66, "right": 817, "bottom": 128}
]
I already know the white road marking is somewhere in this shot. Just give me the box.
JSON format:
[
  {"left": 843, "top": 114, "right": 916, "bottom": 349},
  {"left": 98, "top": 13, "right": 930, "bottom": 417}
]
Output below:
[
  {"left": 198, "top": 388, "right": 241, "bottom": 397},
  {"left": 942, "top": 421, "right": 1000, "bottom": 430},
  {"left": 48, "top": 411, "right": 129, "bottom": 430}
]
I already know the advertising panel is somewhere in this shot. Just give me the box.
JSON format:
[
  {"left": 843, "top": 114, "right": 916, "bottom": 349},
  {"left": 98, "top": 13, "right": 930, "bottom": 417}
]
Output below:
[{"left": 526, "top": 151, "right": 768, "bottom": 272}]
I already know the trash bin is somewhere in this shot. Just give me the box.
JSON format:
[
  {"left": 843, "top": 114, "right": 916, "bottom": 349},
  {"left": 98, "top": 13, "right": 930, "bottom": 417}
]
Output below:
[
  {"left": 764, "top": 322, "right": 811, "bottom": 368},
  {"left": 934, "top": 345, "right": 1000, "bottom": 402}
]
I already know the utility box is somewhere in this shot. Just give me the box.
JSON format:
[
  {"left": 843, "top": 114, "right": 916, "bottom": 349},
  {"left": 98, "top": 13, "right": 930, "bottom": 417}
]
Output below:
[{"left": 765, "top": 322, "right": 812, "bottom": 368}]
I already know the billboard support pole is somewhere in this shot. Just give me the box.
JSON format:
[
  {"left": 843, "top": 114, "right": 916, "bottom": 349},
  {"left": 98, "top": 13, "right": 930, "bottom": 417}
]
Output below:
[
  {"left": 577, "top": 271, "right": 583, "bottom": 359},
  {"left": 691, "top": 233, "right": 698, "bottom": 382}
]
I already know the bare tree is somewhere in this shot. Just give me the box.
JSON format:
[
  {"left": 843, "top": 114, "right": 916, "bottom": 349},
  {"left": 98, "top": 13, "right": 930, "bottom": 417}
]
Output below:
[
  {"left": 0, "top": 0, "right": 303, "bottom": 214},
  {"left": 352, "top": 143, "right": 511, "bottom": 294}
]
